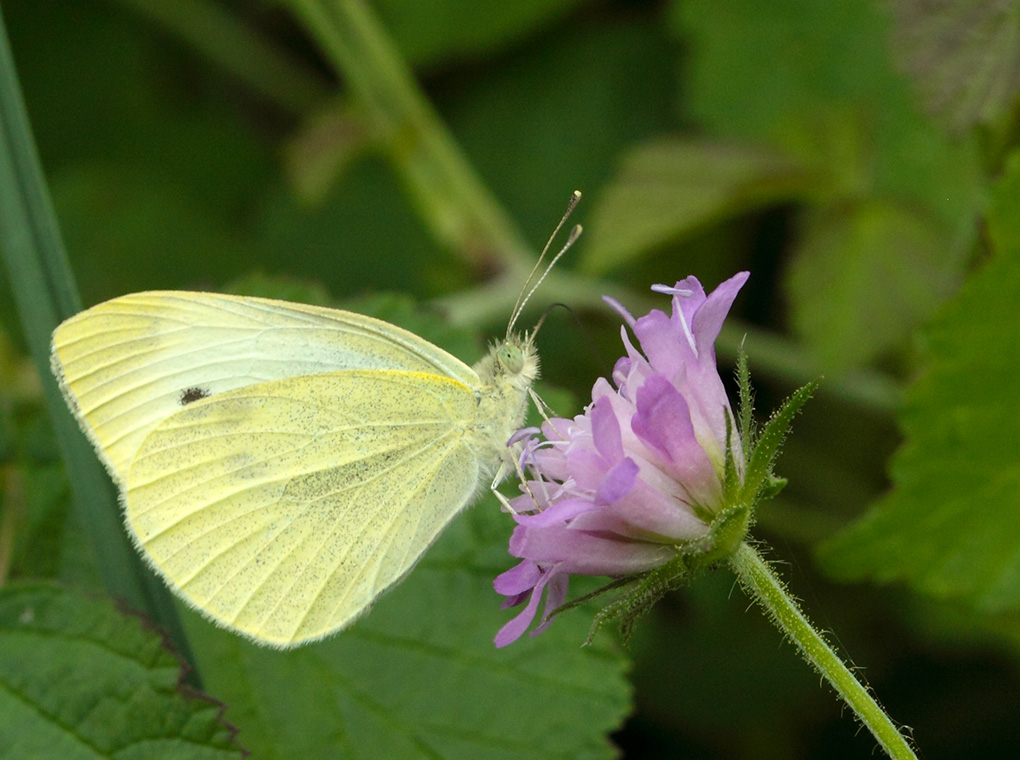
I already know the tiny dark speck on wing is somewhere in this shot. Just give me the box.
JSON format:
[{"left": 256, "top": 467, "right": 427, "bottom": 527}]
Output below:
[{"left": 180, "top": 387, "right": 211, "bottom": 405}]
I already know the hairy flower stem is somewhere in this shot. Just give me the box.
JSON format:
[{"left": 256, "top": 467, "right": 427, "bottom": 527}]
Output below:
[{"left": 729, "top": 542, "right": 918, "bottom": 760}]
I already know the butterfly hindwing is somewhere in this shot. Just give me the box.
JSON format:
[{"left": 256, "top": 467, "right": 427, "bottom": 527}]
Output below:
[{"left": 126, "top": 369, "right": 483, "bottom": 648}]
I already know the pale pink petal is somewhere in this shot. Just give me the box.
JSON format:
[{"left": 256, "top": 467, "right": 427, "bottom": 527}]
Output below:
[
  {"left": 494, "top": 560, "right": 542, "bottom": 597},
  {"left": 594, "top": 458, "right": 639, "bottom": 505},
  {"left": 494, "top": 568, "right": 555, "bottom": 648},
  {"left": 690, "top": 271, "right": 749, "bottom": 356}
]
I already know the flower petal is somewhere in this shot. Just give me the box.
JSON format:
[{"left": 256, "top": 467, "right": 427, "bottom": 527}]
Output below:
[
  {"left": 514, "top": 523, "right": 675, "bottom": 574},
  {"left": 494, "top": 559, "right": 542, "bottom": 596},
  {"left": 594, "top": 457, "right": 639, "bottom": 505},
  {"left": 532, "top": 572, "right": 571, "bottom": 636},
  {"left": 591, "top": 395, "right": 624, "bottom": 462},
  {"left": 632, "top": 375, "right": 719, "bottom": 503},
  {"left": 690, "top": 271, "right": 749, "bottom": 357},
  {"left": 495, "top": 273, "right": 749, "bottom": 646},
  {"left": 570, "top": 476, "right": 709, "bottom": 541},
  {"left": 494, "top": 566, "right": 557, "bottom": 647},
  {"left": 514, "top": 497, "right": 597, "bottom": 527}
]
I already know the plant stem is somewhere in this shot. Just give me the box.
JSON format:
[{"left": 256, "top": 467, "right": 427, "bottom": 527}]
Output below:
[
  {"left": 290, "top": 0, "right": 532, "bottom": 271},
  {"left": 729, "top": 541, "right": 918, "bottom": 760}
]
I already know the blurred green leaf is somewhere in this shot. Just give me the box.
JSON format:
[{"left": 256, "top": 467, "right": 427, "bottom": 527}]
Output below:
[
  {"left": 889, "top": 0, "right": 1020, "bottom": 135},
  {"left": 8, "top": 465, "right": 66, "bottom": 580},
  {"left": 672, "top": 0, "right": 983, "bottom": 372},
  {"left": 581, "top": 138, "right": 815, "bottom": 274},
  {"left": 818, "top": 157, "right": 1020, "bottom": 611},
  {"left": 376, "top": 0, "right": 589, "bottom": 66},
  {"left": 0, "top": 582, "right": 243, "bottom": 759},
  {"left": 787, "top": 200, "right": 965, "bottom": 372},
  {"left": 1, "top": 0, "right": 197, "bottom": 657},
  {"left": 254, "top": 157, "right": 453, "bottom": 300},
  {"left": 183, "top": 500, "right": 631, "bottom": 760},
  {"left": 671, "top": 0, "right": 897, "bottom": 142},
  {"left": 0, "top": 330, "right": 101, "bottom": 591}
]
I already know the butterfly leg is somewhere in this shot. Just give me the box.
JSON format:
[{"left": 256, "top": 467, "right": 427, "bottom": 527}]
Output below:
[
  {"left": 527, "top": 388, "right": 561, "bottom": 434},
  {"left": 489, "top": 460, "right": 521, "bottom": 515}
]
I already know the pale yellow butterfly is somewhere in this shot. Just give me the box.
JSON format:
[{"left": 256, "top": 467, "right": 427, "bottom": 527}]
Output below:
[{"left": 51, "top": 194, "right": 580, "bottom": 649}]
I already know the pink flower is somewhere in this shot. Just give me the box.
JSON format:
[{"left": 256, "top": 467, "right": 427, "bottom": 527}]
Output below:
[{"left": 495, "top": 272, "right": 750, "bottom": 647}]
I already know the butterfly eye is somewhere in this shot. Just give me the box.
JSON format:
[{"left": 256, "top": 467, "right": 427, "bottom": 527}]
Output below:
[{"left": 497, "top": 344, "right": 524, "bottom": 374}]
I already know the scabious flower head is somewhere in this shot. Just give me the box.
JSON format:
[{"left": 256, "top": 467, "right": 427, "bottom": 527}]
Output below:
[{"left": 495, "top": 272, "right": 750, "bottom": 647}]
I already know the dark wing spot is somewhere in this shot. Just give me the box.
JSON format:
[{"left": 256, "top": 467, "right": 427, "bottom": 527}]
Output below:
[{"left": 180, "top": 387, "right": 211, "bottom": 405}]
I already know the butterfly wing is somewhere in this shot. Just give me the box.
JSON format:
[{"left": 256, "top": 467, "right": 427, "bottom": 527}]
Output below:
[
  {"left": 125, "top": 369, "right": 483, "bottom": 648},
  {"left": 51, "top": 291, "right": 477, "bottom": 485}
]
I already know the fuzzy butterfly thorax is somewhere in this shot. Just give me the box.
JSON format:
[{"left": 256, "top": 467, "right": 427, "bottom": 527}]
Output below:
[{"left": 468, "top": 334, "right": 540, "bottom": 483}]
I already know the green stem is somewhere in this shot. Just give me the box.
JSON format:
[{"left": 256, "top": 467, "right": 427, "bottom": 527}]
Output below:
[
  {"left": 290, "top": 0, "right": 532, "bottom": 270},
  {"left": 729, "top": 541, "right": 918, "bottom": 760}
]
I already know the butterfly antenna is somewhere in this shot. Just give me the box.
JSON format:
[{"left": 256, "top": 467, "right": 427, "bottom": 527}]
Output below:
[{"left": 507, "top": 190, "right": 582, "bottom": 338}]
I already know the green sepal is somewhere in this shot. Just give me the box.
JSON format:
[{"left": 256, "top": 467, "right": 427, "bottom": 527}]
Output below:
[
  {"left": 758, "top": 473, "right": 788, "bottom": 501},
  {"left": 582, "top": 552, "right": 698, "bottom": 646},
  {"left": 704, "top": 502, "right": 753, "bottom": 561},
  {"left": 552, "top": 576, "right": 647, "bottom": 618},
  {"left": 735, "top": 340, "right": 755, "bottom": 455},
  {"left": 740, "top": 379, "right": 820, "bottom": 505},
  {"left": 722, "top": 410, "right": 742, "bottom": 506}
]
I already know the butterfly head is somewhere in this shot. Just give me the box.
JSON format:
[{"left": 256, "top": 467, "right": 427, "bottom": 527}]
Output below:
[{"left": 479, "top": 332, "right": 539, "bottom": 392}]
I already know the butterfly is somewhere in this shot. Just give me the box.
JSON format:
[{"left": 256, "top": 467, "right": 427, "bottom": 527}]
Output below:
[{"left": 51, "top": 194, "right": 580, "bottom": 649}]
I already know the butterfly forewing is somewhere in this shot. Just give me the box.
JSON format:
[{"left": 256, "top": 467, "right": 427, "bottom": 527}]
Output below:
[
  {"left": 51, "top": 291, "right": 478, "bottom": 484},
  {"left": 126, "top": 369, "right": 483, "bottom": 647}
]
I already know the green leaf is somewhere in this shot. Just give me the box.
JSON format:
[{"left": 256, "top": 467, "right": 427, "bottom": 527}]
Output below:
[
  {"left": 672, "top": 0, "right": 983, "bottom": 372},
  {"left": 889, "top": 0, "right": 1020, "bottom": 134},
  {"left": 671, "top": 0, "right": 901, "bottom": 142},
  {"left": 183, "top": 500, "right": 632, "bottom": 759},
  {"left": 819, "top": 161, "right": 1020, "bottom": 610},
  {"left": 0, "top": 582, "right": 243, "bottom": 760},
  {"left": 735, "top": 342, "right": 754, "bottom": 456},
  {"left": 581, "top": 139, "right": 815, "bottom": 274},
  {"left": 787, "top": 200, "right": 967, "bottom": 372}
]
